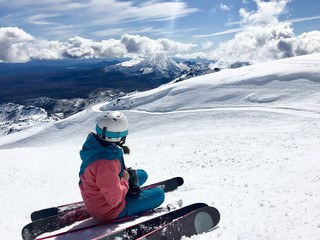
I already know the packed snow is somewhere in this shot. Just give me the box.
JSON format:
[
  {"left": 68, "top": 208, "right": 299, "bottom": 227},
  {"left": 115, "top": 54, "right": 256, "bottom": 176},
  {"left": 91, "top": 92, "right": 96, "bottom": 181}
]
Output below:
[{"left": 1, "top": 53, "right": 320, "bottom": 240}]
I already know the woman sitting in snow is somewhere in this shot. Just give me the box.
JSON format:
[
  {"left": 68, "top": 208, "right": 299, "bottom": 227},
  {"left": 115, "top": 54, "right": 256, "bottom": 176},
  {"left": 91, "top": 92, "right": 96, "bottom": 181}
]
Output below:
[{"left": 78, "top": 111, "right": 165, "bottom": 222}]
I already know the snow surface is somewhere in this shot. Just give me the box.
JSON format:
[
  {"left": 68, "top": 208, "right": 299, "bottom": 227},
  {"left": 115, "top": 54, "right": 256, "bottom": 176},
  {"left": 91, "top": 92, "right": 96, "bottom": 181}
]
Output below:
[
  {"left": 117, "top": 58, "right": 144, "bottom": 67},
  {"left": 0, "top": 103, "right": 54, "bottom": 135},
  {"left": 1, "top": 53, "right": 320, "bottom": 240}
]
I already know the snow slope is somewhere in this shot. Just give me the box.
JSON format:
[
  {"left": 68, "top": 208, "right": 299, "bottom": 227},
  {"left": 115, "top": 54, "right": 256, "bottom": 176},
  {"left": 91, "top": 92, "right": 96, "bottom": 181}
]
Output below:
[{"left": 1, "top": 53, "right": 320, "bottom": 240}]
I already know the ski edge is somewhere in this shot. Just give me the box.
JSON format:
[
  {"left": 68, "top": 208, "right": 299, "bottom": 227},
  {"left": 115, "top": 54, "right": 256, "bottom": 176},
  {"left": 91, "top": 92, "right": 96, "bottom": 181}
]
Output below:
[
  {"left": 91, "top": 202, "right": 208, "bottom": 240},
  {"left": 137, "top": 206, "right": 220, "bottom": 240}
]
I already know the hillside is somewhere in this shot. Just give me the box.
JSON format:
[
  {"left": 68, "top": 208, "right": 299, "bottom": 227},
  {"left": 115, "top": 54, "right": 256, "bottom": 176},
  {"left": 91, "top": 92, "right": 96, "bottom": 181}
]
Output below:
[{"left": 0, "top": 53, "right": 320, "bottom": 239}]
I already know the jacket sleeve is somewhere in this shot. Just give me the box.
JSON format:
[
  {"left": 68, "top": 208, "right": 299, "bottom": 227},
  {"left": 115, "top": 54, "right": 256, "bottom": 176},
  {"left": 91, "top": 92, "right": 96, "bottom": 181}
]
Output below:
[{"left": 95, "top": 160, "right": 129, "bottom": 207}]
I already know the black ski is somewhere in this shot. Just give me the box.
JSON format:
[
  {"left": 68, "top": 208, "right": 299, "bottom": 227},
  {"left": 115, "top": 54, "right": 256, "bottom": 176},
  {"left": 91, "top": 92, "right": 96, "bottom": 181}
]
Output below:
[
  {"left": 30, "top": 176, "right": 183, "bottom": 221},
  {"left": 92, "top": 203, "right": 208, "bottom": 240},
  {"left": 22, "top": 177, "right": 184, "bottom": 240},
  {"left": 137, "top": 206, "right": 220, "bottom": 239}
]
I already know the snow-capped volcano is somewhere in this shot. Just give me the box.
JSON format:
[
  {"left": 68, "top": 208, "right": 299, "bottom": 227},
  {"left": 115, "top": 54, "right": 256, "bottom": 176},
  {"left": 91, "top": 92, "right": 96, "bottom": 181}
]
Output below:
[
  {"left": 104, "top": 52, "right": 189, "bottom": 79},
  {"left": 137, "top": 52, "right": 188, "bottom": 77}
]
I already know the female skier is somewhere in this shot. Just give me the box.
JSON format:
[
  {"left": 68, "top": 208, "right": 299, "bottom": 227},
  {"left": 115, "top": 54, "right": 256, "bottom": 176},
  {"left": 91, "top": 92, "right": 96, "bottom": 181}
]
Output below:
[{"left": 79, "top": 111, "right": 165, "bottom": 222}]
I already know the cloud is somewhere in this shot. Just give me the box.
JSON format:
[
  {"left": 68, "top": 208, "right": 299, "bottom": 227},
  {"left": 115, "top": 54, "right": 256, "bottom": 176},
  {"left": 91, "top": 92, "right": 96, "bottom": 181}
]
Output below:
[
  {"left": 0, "top": 29, "right": 197, "bottom": 62},
  {"left": 1, "top": 0, "right": 198, "bottom": 39},
  {"left": 239, "top": 0, "right": 289, "bottom": 25},
  {"left": 120, "top": 34, "right": 197, "bottom": 56},
  {"left": 1, "top": 1, "right": 319, "bottom": 64},
  {"left": 220, "top": 4, "right": 232, "bottom": 11},
  {"left": 28, "top": 13, "right": 61, "bottom": 25},
  {"left": 156, "top": 38, "right": 197, "bottom": 52},
  {"left": 286, "top": 15, "right": 320, "bottom": 24},
  {"left": 295, "top": 31, "right": 320, "bottom": 55},
  {"left": 209, "top": 0, "right": 320, "bottom": 64},
  {"left": 93, "top": 28, "right": 125, "bottom": 37},
  {"left": 0, "top": 27, "right": 34, "bottom": 63},
  {"left": 210, "top": 22, "right": 297, "bottom": 63},
  {"left": 175, "top": 51, "right": 209, "bottom": 60},
  {"left": 195, "top": 28, "right": 242, "bottom": 38},
  {"left": 201, "top": 41, "right": 214, "bottom": 50},
  {"left": 59, "top": 36, "right": 134, "bottom": 59}
]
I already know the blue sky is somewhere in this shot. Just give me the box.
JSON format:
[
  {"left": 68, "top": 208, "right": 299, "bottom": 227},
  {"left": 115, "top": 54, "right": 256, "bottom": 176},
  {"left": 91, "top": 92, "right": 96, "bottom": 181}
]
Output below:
[{"left": 0, "top": 0, "right": 319, "bottom": 63}]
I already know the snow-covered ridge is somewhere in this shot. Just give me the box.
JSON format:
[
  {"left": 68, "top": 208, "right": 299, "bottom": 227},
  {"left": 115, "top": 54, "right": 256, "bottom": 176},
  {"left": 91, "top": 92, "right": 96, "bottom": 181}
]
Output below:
[
  {"left": 117, "top": 58, "right": 144, "bottom": 67},
  {"left": 0, "top": 103, "right": 54, "bottom": 135},
  {"left": 102, "top": 53, "right": 320, "bottom": 115}
]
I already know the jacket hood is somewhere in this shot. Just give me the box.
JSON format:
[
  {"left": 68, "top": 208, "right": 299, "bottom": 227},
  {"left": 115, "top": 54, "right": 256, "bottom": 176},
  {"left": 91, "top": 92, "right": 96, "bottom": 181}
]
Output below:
[{"left": 79, "top": 134, "right": 124, "bottom": 181}]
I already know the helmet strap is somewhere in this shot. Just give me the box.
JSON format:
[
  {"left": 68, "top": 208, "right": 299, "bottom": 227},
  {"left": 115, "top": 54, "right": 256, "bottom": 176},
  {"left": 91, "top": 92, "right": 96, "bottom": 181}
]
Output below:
[
  {"left": 102, "top": 127, "right": 107, "bottom": 140},
  {"left": 119, "top": 136, "right": 126, "bottom": 145}
]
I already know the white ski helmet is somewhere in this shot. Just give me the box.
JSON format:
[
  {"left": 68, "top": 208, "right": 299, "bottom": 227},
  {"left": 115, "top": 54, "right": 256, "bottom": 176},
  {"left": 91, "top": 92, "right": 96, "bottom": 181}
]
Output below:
[{"left": 96, "top": 111, "right": 128, "bottom": 143}]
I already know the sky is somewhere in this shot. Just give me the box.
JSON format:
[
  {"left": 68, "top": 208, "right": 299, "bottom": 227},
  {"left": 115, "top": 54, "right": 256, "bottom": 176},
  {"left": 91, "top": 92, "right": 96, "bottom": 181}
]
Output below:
[{"left": 0, "top": 0, "right": 319, "bottom": 64}]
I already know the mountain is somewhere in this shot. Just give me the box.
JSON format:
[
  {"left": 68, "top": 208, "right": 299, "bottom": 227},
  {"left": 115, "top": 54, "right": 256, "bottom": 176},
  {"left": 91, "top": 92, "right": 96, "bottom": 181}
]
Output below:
[
  {"left": 104, "top": 52, "right": 219, "bottom": 89},
  {"left": 0, "top": 54, "right": 217, "bottom": 135},
  {"left": 1, "top": 53, "right": 320, "bottom": 240},
  {"left": 104, "top": 52, "right": 189, "bottom": 79},
  {"left": 0, "top": 54, "right": 215, "bottom": 108}
]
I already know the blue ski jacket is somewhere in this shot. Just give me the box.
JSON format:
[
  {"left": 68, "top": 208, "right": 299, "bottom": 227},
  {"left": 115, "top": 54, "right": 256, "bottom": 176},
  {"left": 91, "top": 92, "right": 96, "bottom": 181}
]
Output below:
[{"left": 78, "top": 134, "right": 129, "bottom": 222}]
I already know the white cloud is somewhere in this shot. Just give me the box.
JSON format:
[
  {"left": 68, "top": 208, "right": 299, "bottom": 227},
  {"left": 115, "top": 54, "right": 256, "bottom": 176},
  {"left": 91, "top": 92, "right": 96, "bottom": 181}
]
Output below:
[
  {"left": 286, "top": 15, "right": 320, "bottom": 24},
  {"left": 120, "top": 34, "right": 163, "bottom": 55},
  {"left": 120, "top": 34, "right": 197, "bottom": 56},
  {"left": 0, "top": 27, "right": 34, "bottom": 63},
  {"left": 295, "top": 31, "right": 320, "bottom": 55},
  {"left": 175, "top": 51, "right": 209, "bottom": 60},
  {"left": 62, "top": 36, "right": 128, "bottom": 59},
  {"left": 201, "top": 41, "right": 214, "bottom": 50},
  {"left": 195, "top": 28, "right": 242, "bottom": 38},
  {"left": 156, "top": 38, "right": 197, "bottom": 52},
  {"left": 210, "top": 22, "right": 297, "bottom": 63},
  {"left": 0, "top": 27, "right": 34, "bottom": 42},
  {"left": 93, "top": 28, "right": 125, "bottom": 37},
  {"left": 220, "top": 4, "right": 232, "bottom": 11},
  {"left": 2, "top": 0, "right": 198, "bottom": 37},
  {"left": 28, "top": 13, "right": 61, "bottom": 25},
  {"left": 208, "top": 0, "right": 320, "bottom": 64},
  {"left": 1, "top": 1, "right": 319, "bottom": 64},
  {"left": 239, "top": 0, "right": 289, "bottom": 25},
  {"left": 0, "top": 29, "right": 197, "bottom": 62}
]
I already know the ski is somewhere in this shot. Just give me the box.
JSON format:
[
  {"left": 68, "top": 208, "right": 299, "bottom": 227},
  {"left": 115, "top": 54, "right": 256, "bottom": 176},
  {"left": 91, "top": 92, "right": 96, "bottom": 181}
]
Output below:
[
  {"left": 22, "top": 177, "right": 184, "bottom": 240},
  {"left": 92, "top": 203, "right": 209, "bottom": 240},
  {"left": 30, "top": 176, "right": 184, "bottom": 221},
  {"left": 137, "top": 206, "right": 220, "bottom": 240},
  {"left": 26, "top": 206, "right": 167, "bottom": 240}
]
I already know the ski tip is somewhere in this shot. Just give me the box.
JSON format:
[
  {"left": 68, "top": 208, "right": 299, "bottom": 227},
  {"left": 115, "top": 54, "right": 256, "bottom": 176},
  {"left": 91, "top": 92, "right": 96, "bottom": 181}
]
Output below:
[
  {"left": 21, "top": 225, "right": 36, "bottom": 240},
  {"left": 208, "top": 206, "right": 221, "bottom": 226},
  {"left": 176, "top": 177, "right": 184, "bottom": 186},
  {"left": 194, "top": 206, "right": 221, "bottom": 234},
  {"left": 31, "top": 207, "right": 58, "bottom": 221}
]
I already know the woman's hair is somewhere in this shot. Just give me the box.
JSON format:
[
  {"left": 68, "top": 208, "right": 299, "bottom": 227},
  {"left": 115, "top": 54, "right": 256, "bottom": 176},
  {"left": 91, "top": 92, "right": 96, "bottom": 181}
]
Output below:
[{"left": 88, "top": 132, "right": 130, "bottom": 155}]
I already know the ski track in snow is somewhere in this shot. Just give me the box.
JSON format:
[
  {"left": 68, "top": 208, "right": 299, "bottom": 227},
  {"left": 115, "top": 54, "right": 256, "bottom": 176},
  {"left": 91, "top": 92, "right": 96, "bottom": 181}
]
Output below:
[
  {"left": 1, "top": 54, "right": 320, "bottom": 240},
  {"left": 127, "top": 106, "right": 320, "bottom": 118}
]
